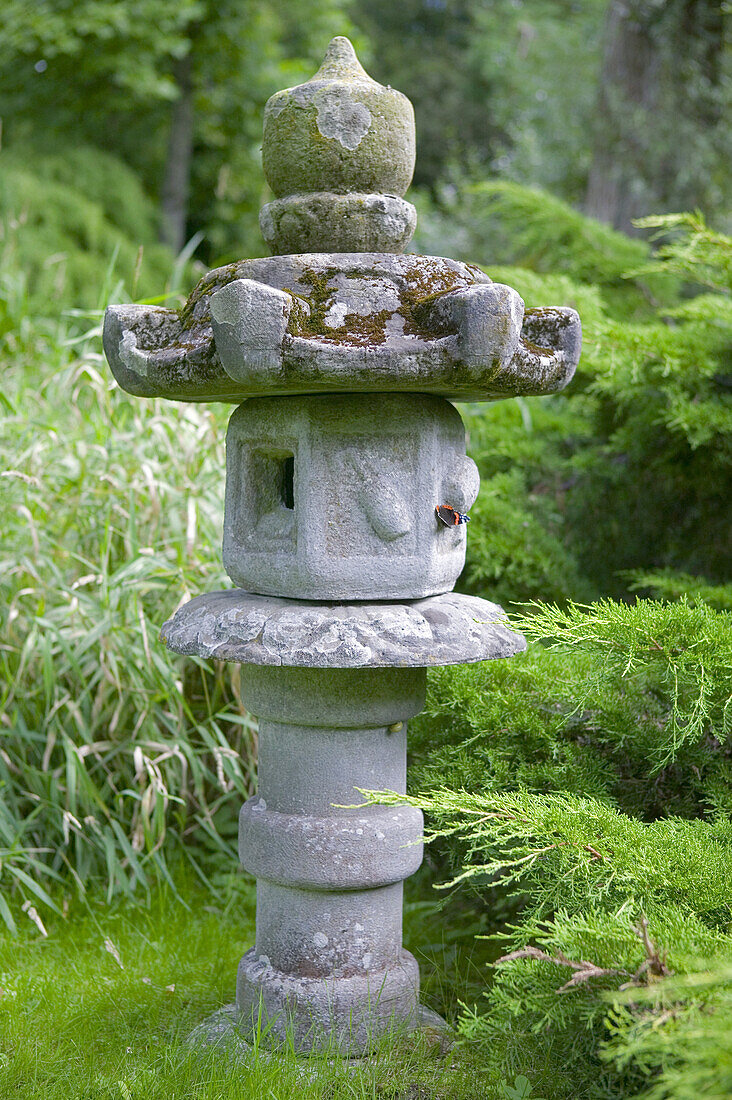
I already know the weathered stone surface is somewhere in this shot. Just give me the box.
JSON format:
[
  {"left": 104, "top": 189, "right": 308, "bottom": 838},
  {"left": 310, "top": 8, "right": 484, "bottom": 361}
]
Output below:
[
  {"left": 252, "top": 880, "right": 407, "bottom": 980},
  {"left": 209, "top": 279, "right": 292, "bottom": 377},
  {"left": 427, "top": 282, "right": 523, "bottom": 369},
  {"left": 245, "top": 672, "right": 420, "bottom": 818},
  {"left": 237, "top": 945, "right": 419, "bottom": 1053},
  {"left": 223, "top": 393, "right": 478, "bottom": 600},
  {"left": 104, "top": 254, "right": 581, "bottom": 403},
  {"left": 240, "top": 802, "right": 423, "bottom": 891},
  {"left": 161, "top": 589, "right": 526, "bottom": 667},
  {"left": 102, "top": 303, "right": 240, "bottom": 402},
  {"left": 101, "top": 33, "right": 579, "bottom": 1060},
  {"left": 242, "top": 715, "right": 422, "bottom": 888},
  {"left": 234, "top": 664, "right": 423, "bottom": 1053},
  {"left": 259, "top": 193, "right": 417, "bottom": 254},
  {"left": 187, "top": 1001, "right": 451, "bottom": 1060},
  {"left": 239, "top": 665, "right": 426, "bottom": 727},
  {"left": 194, "top": 616, "right": 454, "bottom": 1061},
  {"left": 262, "top": 37, "right": 415, "bottom": 201}
]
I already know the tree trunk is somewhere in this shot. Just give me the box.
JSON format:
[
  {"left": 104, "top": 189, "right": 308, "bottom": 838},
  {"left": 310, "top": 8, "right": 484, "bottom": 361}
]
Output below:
[
  {"left": 161, "top": 52, "right": 195, "bottom": 254},
  {"left": 585, "top": 0, "right": 728, "bottom": 233},
  {"left": 585, "top": 1, "right": 660, "bottom": 232}
]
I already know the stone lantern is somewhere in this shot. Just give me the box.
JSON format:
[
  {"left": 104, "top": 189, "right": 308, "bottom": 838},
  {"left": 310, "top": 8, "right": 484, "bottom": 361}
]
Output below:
[{"left": 103, "top": 37, "right": 580, "bottom": 1055}]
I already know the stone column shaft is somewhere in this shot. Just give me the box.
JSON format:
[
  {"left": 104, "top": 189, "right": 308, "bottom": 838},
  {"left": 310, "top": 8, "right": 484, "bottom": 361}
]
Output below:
[{"left": 236, "top": 666, "right": 426, "bottom": 1052}]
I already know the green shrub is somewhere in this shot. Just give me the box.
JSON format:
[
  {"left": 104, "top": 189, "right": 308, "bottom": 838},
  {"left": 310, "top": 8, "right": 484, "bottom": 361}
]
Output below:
[
  {"left": 414, "top": 179, "right": 679, "bottom": 317},
  {"left": 453, "top": 209, "right": 732, "bottom": 604},
  {"left": 564, "top": 292, "right": 732, "bottom": 593},
  {"left": 378, "top": 599, "right": 732, "bottom": 1098},
  {"left": 383, "top": 211, "right": 731, "bottom": 1092},
  {"left": 7, "top": 144, "right": 162, "bottom": 245},
  {"left": 0, "top": 145, "right": 178, "bottom": 310}
]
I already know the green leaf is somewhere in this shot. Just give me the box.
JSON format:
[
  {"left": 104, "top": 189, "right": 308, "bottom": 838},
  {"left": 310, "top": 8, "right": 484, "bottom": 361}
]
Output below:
[{"left": 502, "top": 1075, "right": 534, "bottom": 1100}]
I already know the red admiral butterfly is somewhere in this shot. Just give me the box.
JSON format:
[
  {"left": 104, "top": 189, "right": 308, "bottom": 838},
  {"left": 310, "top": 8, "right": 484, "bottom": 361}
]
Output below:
[{"left": 435, "top": 504, "right": 470, "bottom": 527}]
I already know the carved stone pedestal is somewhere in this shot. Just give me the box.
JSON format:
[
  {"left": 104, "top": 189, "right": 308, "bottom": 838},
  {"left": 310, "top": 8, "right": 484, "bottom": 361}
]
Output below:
[
  {"left": 237, "top": 667, "right": 423, "bottom": 1051},
  {"left": 163, "top": 592, "right": 525, "bottom": 1053}
]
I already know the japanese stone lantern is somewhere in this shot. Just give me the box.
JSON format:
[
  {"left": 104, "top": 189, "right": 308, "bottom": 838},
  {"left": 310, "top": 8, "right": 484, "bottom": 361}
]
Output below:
[{"left": 103, "top": 37, "right": 581, "bottom": 1055}]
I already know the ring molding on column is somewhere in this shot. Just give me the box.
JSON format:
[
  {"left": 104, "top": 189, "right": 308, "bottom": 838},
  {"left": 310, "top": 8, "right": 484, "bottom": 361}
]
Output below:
[
  {"left": 239, "top": 798, "right": 423, "bottom": 890},
  {"left": 237, "top": 947, "right": 420, "bottom": 1052}
]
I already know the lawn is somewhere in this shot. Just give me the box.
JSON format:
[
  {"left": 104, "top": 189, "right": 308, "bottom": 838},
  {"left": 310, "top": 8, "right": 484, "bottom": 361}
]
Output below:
[{"left": 0, "top": 871, "right": 501, "bottom": 1099}]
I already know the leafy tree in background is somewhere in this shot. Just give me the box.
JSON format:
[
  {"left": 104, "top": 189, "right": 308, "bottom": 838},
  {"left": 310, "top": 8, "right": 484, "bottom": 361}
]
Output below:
[
  {"left": 349, "top": 0, "right": 609, "bottom": 204},
  {"left": 1, "top": 0, "right": 353, "bottom": 261},
  {"left": 585, "top": 0, "right": 731, "bottom": 232},
  {"left": 466, "top": 0, "right": 609, "bottom": 205},
  {"left": 3, "top": 0, "right": 730, "bottom": 267},
  {"left": 415, "top": 183, "right": 732, "bottom": 602},
  {"left": 0, "top": 145, "right": 177, "bottom": 308},
  {"left": 352, "top": 0, "right": 730, "bottom": 227},
  {"left": 346, "top": 0, "right": 501, "bottom": 189}
]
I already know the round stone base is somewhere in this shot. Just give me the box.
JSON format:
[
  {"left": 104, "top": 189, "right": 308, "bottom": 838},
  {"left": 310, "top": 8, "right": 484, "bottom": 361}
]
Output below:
[
  {"left": 187, "top": 1001, "right": 453, "bottom": 1063},
  {"left": 236, "top": 946, "right": 420, "bottom": 1054}
]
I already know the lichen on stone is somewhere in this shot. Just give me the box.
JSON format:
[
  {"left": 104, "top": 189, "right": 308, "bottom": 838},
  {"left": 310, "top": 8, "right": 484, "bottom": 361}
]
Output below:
[
  {"left": 179, "top": 263, "right": 240, "bottom": 330},
  {"left": 277, "top": 256, "right": 489, "bottom": 347},
  {"left": 290, "top": 267, "right": 339, "bottom": 335}
]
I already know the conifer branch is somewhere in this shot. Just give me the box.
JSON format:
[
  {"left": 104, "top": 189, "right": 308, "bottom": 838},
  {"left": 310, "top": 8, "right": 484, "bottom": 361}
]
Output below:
[
  {"left": 496, "top": 914, "right": 674, "bottom": 998},
  {"left": 495, "top": 945, "right": 629, "bottom": 992}
]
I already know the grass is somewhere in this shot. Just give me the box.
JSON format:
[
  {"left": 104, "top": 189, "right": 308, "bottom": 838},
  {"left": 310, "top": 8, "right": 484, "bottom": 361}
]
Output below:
[
  {"left": 0, "top": 875, "right": 255, "bottom": 1098},
  {"left": 0, "top": 267, "right": 257, "bottom": 921},
  {"left": 0, "top": 873, "right": 499, "bottom": 1099}
]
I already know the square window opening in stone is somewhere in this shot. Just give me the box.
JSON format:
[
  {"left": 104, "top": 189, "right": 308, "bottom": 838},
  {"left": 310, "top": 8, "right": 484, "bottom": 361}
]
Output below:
[
  {"left": 233, "top": 446, "right": 297, "bottom": 546},
  {"left": 250, "top": 448, "right": 295, "bottom": 510}
]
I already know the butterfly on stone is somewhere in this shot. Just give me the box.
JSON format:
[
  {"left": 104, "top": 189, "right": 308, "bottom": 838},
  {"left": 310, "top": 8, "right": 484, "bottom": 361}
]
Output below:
[{"left": 435, "top": 504, "right": 470, "bottom": 527}]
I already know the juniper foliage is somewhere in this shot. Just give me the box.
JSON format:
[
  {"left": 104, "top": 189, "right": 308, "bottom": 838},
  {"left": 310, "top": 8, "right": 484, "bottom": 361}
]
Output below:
[
  {"left": 455, "top": 198, "right": 732, "bottom": 603},
  {"left": 372, "top": 598, "right": 732, "bottom": 1098}
]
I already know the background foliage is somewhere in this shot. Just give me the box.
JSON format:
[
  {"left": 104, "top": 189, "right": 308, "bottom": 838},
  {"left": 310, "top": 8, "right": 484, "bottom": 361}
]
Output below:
[{"left": 1, "top": 2, "right": 731, "bottom": 1098}]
